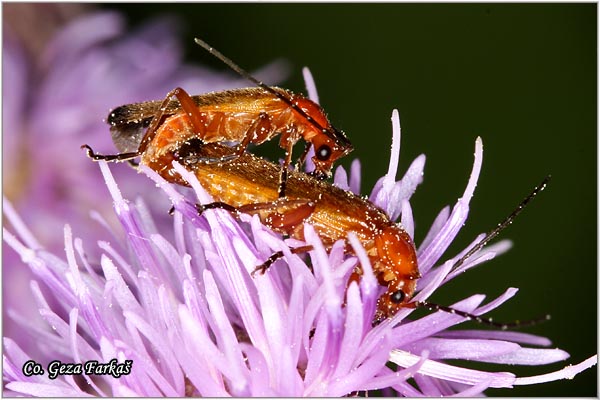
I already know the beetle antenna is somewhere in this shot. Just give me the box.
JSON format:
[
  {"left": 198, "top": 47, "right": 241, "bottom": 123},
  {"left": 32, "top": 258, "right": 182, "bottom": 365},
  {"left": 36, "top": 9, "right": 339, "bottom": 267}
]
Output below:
[
  {"left": 194, "top": 38, "right": 350, "bottom": 147},
  {"left": 451, "top": 175, "right": 551, "bottom": 274},
  {"left": 409, "top": 175, "right": 552, "bottom": 329},
  {"left": 412, "top": 300, "right": 551, "bottom": 330}
]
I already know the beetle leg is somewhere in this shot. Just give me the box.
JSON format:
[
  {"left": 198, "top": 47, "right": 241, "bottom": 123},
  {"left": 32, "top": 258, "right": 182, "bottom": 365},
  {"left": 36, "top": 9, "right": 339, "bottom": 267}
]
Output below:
[
  {"left": 81, "top": 144, "right": 140, "bottom": 162},
  {"left": 168, "top": 201, "right": 241, "bottom": 218},
  {"left": 133, "top": 87, "right": 198, "bottom": 157},
  {"left": 196, "top": 202, "right": 240, "bottom": 215},
  {"left": 194, "top": 112, "right": 272, "bottom": 164},
  {"left": 234, "top": 198, "right": 316, "bottom": 275},
  {"left": 251, "top": 245, "right": 313, "bottom": 277},
  {"left": 234, "top": 112, "right": 272, "bottom": 157},
  {"left": 295, "top": 142, "right": 312, "bottom": 172},
  {"left": 184, "top": 197, "right": 316, "bottom": 232},
  {"left": 169, "top": 87, "right": 207, "bottom": 139},
  {"left": 181, "top": 198, "right": 317, "bottom": 276},
  {"left": 278, "top": 135, "right": 297, "bottom": 198},
  {"left": 237, "top": 198, "right": 316, "bottom": 230}
]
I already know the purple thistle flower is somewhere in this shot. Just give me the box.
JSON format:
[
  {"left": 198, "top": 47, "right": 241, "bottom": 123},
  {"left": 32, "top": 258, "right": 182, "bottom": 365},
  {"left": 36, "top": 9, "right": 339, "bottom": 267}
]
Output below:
[{"left": 3, "top": 101, "right": 596, "bottom": 395}]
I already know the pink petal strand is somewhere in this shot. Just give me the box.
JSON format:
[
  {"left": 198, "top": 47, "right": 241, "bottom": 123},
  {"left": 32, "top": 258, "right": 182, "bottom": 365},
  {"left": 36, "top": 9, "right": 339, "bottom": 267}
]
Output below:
[
  {"left": 302, "top": 67, "right": 320, "bottom": 104},
  {"left": 514, "top": 355, "right": 598, "bottom": 385},
  {"left": 389, "top": 349, "right": 516, "bottom": 388}
]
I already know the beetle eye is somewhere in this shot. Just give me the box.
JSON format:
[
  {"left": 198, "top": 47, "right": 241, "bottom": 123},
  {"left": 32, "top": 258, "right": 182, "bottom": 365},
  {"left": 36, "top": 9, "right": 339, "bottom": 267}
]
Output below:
[
  {"left": 390, "top": 290, "right": 405, "bottom": 304},
  {"left": 316, "top": 144, "right": 332, "bottom": 161}
]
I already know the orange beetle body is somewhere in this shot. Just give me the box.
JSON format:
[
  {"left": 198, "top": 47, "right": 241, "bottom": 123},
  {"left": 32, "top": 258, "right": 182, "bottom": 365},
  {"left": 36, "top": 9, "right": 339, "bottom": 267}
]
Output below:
[
  {"left": 172, "top": 140, "right": 420, "bottom": 323},
  {"left": 108, "top": 87, "right": 352, "bottom": 181}
]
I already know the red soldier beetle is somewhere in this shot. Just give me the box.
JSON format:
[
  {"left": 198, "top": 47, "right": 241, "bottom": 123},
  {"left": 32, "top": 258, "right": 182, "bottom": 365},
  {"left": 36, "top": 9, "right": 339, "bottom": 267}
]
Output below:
[
  {"left": 83, "top": 38, "right": 353, "bottom": 197},
  {"left": 153, "top": 138, "right": 550, "bottom": 326},
  {"left": 168, "top": 138, "right": 419, "bottom": 324}
]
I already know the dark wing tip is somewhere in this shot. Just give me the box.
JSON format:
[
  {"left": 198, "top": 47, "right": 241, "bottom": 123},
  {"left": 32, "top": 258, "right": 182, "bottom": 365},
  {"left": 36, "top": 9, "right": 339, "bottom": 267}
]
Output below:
[
  {"left": 107, "top": 104, "right": 134, "bottom": 126},
  {"left": 106, "top": 100, "right": 163, "bottom": 127}
]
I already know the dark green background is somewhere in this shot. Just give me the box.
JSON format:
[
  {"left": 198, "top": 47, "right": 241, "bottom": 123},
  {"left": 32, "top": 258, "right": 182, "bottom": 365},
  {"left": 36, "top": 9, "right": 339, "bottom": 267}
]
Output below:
[{"left": 109, "top": 4, "right": 596, "bottom": 396}]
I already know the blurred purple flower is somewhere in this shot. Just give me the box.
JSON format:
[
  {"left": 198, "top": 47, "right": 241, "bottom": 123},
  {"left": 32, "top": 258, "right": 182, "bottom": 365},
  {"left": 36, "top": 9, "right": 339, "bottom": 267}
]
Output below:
[
  {"left": 3, "top": 10, "right": 287, "bottom": 246},
  {"left": 3, "top": 10, "right": 287, "bottom": 352},
  {"left": 3, "top": 100, "right": 596, "bottom": 395}
]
